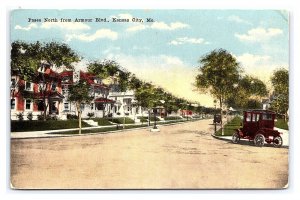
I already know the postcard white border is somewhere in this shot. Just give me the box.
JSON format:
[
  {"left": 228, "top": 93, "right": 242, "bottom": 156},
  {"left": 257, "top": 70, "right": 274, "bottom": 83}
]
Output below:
[{"left": 1, "top": 0, "right": 299, "bottom": 200}]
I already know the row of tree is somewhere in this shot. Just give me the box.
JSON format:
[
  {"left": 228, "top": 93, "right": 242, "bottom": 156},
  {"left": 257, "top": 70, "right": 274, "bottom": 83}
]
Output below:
[
  {"left": 194, "top": 49, "right": 289, "bottom": 123},
  {"left": 11, "top": 42, "right": 288, "bottom": 127},
  {"left": 11, "top": 41, "right": 209, "bottom": 126}
]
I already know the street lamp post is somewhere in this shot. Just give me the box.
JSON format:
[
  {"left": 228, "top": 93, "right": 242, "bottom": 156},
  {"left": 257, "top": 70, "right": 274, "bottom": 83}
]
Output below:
[
  {"left": 153, "top": 108, "right": 158, "bottom": 129},
  {"left": 150, "top": 100, "right": 164, "bottom": 132}
]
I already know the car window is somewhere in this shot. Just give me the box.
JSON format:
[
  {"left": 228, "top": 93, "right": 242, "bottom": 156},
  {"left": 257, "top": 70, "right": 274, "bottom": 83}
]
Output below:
[
  {"left": 256, "top": 114, "right": 260, "bottom": 121},
  {"left": 262, "top": 114, "right": 272, "bottom": 120},
  {"left": 252, "top": 114, "right": 257, "bottom": 122},
  {"left": 246, "top": 113, "right": 251, "bottom": 122}
]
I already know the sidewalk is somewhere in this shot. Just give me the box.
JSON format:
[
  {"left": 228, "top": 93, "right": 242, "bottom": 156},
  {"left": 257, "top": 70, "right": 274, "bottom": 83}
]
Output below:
[
  {"left": 10, "top": 119, "right": 203, "bottom": 139},
  {"left": 212, "top": 127, "right": 289, "bottom": 147}
]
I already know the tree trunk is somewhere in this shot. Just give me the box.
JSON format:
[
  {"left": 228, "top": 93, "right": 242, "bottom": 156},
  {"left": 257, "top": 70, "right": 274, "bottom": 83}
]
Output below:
[
  {"left": 219, "top": 97, "right": 223, "bottom": 125},
  {"left": 77, "top": 103, "right": 82, "bottom": 134}
]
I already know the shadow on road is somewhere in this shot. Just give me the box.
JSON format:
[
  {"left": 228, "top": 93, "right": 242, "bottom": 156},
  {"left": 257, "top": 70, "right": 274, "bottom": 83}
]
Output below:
[{"left": 224, "top": 139, "right": 289, "bottom": 149}]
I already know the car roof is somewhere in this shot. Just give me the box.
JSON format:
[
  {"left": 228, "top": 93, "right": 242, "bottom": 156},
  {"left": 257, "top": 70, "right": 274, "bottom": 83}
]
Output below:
[{"left": 244, "top": 109, "right": 276, "bottom": 114}]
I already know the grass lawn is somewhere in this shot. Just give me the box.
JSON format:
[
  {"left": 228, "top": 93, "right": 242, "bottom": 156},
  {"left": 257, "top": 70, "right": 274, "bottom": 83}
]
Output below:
[
  {"left": 92, "top": 118, "right": 112, "bottom": 126},
  {"left": 49, "top": 124, "right": 149, "bottom": 134},
  {"left": 11, "top": 120, "right": 91, "bottom": 132},
  {"left": 48, "top": 118, "right": 201, "bottom": 135},
  {"left": 138, "top": 116, "right": 160, "bottom": 122},
  {"left": 275, "top": 119, "right": 289, "bottom": 130},
  {"left": 215, "top": 116, "right": 242, "bottom": 136}
]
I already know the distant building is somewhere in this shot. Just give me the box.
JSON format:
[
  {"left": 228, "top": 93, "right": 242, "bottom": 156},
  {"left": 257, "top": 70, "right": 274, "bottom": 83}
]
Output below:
[{"left": 108, "top": 84, "right": 142, "bottom": 122}]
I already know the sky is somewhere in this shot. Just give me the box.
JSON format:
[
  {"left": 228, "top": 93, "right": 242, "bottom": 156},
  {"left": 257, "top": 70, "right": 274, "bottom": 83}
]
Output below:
[{"left": 10, "top": 9, "right": 289, "bottom": 107}]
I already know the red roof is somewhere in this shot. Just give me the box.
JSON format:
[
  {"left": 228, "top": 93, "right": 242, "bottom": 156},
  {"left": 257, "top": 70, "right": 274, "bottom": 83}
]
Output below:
[
  {"left": 94, "top": 97, "right": 115, "bottom": 103},
  {"left": 59, "top": 70, "right": 73, "bottom": 77},
  {"left": 45, "top": 68, "right": 59, "bottom": 77}
]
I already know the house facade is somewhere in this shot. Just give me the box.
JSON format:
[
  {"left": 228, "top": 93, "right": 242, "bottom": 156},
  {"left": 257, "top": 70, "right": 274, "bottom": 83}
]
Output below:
[
  {"left": 11, "top": 63, "right": 64, "bottom": 120},
  {"left": 10, "top": 66, "right": 142, "bottom": 121}
]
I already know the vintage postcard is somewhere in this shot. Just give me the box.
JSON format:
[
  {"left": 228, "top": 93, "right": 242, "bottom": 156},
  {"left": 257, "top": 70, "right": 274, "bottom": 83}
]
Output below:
[{"left": 10, "top": 9, "right": 289, "bottom": 189}]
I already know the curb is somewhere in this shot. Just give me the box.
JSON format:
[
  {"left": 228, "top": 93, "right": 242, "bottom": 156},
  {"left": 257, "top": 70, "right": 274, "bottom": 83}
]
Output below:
[{"left": 11, "top": 119, "right": 206, "bottom": 140}]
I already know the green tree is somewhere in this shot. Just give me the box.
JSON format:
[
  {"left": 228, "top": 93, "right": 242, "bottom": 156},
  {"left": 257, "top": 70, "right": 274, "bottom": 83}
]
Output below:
[
  {"left": 227, "top": 75, "right": 268, "bottom": 109},
  {"left": 195, "top": 49, "right": 241, "bottom": 125},
  {"left": 270, "top": 68, "right": 289, "bottom": 121},
  {"left": 68, "top": 80, "right": 93, "bottom": 134},
  {"left": 87, "top": 60, "right": 129, "bottom": 117},
  {"left": 11, "top": 41, "right": 80, "bottom": 120}
]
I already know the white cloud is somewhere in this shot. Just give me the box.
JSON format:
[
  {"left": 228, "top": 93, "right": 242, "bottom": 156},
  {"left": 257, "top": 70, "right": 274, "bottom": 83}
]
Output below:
[
  {"left": 235, "top": 27, "right": 283, "bottom": 42},
  {"left": 65, "top": 29, "right": 118, "bottom": 42},
  {"left": 72, "top": 60, "right": 89, "bottom": 72},
  {"left": 126, "top": 21, "right": 189, "bottom": 32},
  {"left": 151, "top": 21, "right": 189, "bottom": 30},
  {"left": 235, "top": 53, "right": 288, "bottom": 84},
  {"left": 126, "top": 24, "right": 147, "bottom": 32},
  {"left": 14, "top": 23, "right": 38, "bottom": 31},
  {"left": 169, "top": 37, "right": 205, "bottom": 45},
  {"left": 41, "top": 22, "right": 90, "bottom": 31},
  {"left": 227, "top": 15, "right": 252, "bottom": 25}
]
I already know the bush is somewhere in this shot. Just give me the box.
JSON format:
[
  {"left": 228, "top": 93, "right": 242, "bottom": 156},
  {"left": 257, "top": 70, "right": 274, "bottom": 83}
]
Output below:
[
  {"left": 27, "top": 112, "right": 33, "bottom": 121},
  {"left": 138, "top": 116, "right": 160, "bottom": 122},
  {"left": 108, "top": 117, "right": 135, "bottom": 124},
  {"left": 11, "top": 120, "right": 91, "bottom": 132},
  {"left": 67, "top": 114, "right": 78, "bottom": 119},
  {"left": 165, "top": 116, "right": 182, "bottom": 120},
  {"left": 37, "top": 114, "right": 44, "bottom": 121},
  {"left": 87, "top": 112, "right": 95, "bottom": 119},
  {"left": 16, "top": 112, "right": 24, "bottom": 121}
]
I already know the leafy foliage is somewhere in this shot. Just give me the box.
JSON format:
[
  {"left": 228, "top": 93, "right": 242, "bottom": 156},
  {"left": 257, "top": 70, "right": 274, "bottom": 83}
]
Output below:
[
  {"left": 270, "top": 68, "right": 289, "bottom": 120},
  {"left": 195, "top": 49, "right": 241, "bottom": 123}
]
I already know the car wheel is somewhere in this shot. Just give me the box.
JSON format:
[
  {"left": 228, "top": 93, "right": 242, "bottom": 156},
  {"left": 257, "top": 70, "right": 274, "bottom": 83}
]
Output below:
[
  {"left": 232, "top": 132, "right": 240, "bottom": 144},
  {"left": 273, "top": 136, "right": 283, "bottom": 147},
  {"left": 254, "top": 133, "right": 265, "bottom": 147}
]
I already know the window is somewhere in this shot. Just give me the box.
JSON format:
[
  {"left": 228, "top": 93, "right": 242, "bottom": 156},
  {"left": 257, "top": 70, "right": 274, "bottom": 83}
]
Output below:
[
  {"left": 51, "top": 82, "right": 57, "bottom": 91},
  {"left": 64, "top": 102, "right": 69, "bottom": 110},
  {"left": 25, "top": 82, "right": 32, "bottom": 91},
  {"left": 11, "top": 99, "right": 16, "bottom": 110},
  {"left": 246, "top": 113, "right": 251, "bottom": 122},
  {"left": 50, "top": 102, "right": 58, "bottom": 114},
  {"left": 62, "top": 85, "right": 68, "bottom": 95},
  {"left": 262, "top": 114, "right": 273, "bottom": 121},
  {"left": 252, "top": 114, "right": 257, "bottom": 122},
  {"left": 11, "top": 78, "right": 16, "bottom": 89},
  {"left": 37, "top": 100, "right": 44, "bottom": 111},
  {"left": 90, "top": 103, "right": 94, "bottom": 110},
  {"left": 25, "top": 99, "right": 32, "bottom": 110},
  {"left": 256, "top": 114, "right": 260, "bottom": 121}
]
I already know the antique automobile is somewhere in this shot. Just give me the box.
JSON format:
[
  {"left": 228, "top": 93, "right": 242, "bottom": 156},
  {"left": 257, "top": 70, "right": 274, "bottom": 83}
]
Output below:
[
  {"left": 213, "top": 114, "right": 221, "bottom": 124},
  {"left": 232, "top": 110, "right": 283, "bottom": 147}
]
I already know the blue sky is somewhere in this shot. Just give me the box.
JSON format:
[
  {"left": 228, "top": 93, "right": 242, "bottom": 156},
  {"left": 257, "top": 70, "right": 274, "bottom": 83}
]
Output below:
[{"left": 10, "top": 9, "right": 289, "bottom": 106}]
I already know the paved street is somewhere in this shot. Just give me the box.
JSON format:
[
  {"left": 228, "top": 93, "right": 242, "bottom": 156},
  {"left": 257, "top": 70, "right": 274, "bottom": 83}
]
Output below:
[{"left": 11, "top": 119, "right": 289, "bottom": 189}]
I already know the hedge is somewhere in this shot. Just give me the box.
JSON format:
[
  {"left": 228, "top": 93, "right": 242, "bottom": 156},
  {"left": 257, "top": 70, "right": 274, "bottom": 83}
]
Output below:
[
  {"left": 108, "top": 117, "right": 135, "bottom": 124},
  {"left": 11, "top": 120, "right": 91, "bottom": 132}
]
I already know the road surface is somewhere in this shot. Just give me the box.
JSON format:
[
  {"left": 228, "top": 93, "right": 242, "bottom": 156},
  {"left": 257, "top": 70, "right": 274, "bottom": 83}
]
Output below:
[{"left": 11, "top": 119, "right": 288, "bottom": 189}]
